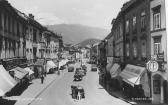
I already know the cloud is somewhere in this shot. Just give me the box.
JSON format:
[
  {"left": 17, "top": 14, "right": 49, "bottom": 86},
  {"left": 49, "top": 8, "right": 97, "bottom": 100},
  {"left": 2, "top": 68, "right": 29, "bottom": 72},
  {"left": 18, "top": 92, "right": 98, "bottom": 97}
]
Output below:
[
  {"left": 22, "top": 6, "right": 66, "bottom": 25},
  {"left": 36, "top": 13, "right": 67, "bottom": 25}
]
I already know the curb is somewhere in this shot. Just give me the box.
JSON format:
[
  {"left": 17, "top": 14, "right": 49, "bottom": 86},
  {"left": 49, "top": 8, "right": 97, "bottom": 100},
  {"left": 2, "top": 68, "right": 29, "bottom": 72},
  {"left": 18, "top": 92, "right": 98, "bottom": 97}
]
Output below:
[
  {"left": 109, "top": 92, "right": 135, "bottom": 105},
  {"left": 27, "top": 71, "right": 67, "bottom": 105}
]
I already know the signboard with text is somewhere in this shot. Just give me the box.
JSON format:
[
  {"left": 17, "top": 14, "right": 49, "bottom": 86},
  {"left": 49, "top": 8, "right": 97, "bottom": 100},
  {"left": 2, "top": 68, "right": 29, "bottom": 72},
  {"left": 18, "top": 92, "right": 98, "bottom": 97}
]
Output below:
[{"left": 146, "top": 60, "right": 159, "bottom": 73}]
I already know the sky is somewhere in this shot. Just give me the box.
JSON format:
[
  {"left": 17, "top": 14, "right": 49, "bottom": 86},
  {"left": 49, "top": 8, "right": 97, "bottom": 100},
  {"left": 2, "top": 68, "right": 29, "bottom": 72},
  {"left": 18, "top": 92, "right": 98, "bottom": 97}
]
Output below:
[{"left": 8, "top": 0, "right": 128, "bottom": 30}]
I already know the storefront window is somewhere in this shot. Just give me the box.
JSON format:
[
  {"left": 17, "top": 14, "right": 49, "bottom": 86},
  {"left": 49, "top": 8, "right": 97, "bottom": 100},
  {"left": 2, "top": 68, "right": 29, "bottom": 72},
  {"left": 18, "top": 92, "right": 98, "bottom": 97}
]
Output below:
[{"left": 153, "top": 80, "right": 161, "bottom": 94}]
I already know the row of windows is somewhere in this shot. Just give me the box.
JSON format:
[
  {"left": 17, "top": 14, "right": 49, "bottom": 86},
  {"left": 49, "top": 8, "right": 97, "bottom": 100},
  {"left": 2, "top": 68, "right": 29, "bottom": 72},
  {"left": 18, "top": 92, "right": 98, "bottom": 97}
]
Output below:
[
  {"left": 0, "top": 10, "right": 25, "bottom": 36},
  {"left": 114, "top": 24, "right": 122, "bottom": 40},
  {"left": 125, "top": 6, "right": 161, "bottom": 34},
  {"left": 126, "top": 40, "right": 147, "bottom": 58},
  {"left": 125, "top": 10, "right": 146, "bottom": 34},
  {"left": 125, "top": 37, "right": 161, "bottom": 58}
]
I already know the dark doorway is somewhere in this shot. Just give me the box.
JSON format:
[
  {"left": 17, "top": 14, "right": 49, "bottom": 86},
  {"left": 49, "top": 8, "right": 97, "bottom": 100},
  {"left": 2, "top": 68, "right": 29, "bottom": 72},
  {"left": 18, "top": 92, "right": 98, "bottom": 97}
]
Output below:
[{"left": 163, "top": 80, "right": 168, "bottom": 103}]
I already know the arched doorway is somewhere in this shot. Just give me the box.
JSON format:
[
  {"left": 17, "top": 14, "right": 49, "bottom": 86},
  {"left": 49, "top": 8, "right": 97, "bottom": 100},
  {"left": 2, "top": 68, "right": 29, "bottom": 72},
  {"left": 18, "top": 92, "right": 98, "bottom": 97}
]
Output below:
[{"left": 152, "top": 73, "right": 167, "bottom": 104}]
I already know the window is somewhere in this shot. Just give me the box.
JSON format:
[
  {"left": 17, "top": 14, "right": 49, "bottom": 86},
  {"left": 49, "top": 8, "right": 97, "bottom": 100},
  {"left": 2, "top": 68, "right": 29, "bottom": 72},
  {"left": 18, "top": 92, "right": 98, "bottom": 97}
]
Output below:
[
  {"left": 17, "top": 22, "right": 20, "bottom": 36},
  {"left": 126, "top": 43, "right": 130, "bottom": 57},
  {"left": 133, "top": 42, "right": 137, "bottom": 58},
  {"left": 154, "top": 13, "right": 161, "bottom": 30},
  {"left": 126, "top": 20, "right": 129, "bottom": 34},
  {"left": 141, "top": 10, "right": 146, "bottom": 31},
  {"left": 8, "top": 16, "right": 10, "bottom": 32},
  {"left": 153, "top": 5, "right": 161, "bottom": 30},
  {"left": 4, "top": 13, "right": 7, "bottom": 30},
  {"left": 12, "top": 19, "right": 15, "bottom": 34},
  {"left": 133, "top": 16, "right": 137, "bottom": 29},
  {"left": 0, "top": 11, "right": 2, "bottom": 28},
  {"left": 120, "top": 24, "right": 122, "bottom": 37},
  {"left": 142, "top": 41, "right": 147, "bottom": 58},
  {"left": 154, "top": 37, "right": 161, "bottom": 55},
  {"left": 33, "top": 29, "right": 37, "bottom": 42}
]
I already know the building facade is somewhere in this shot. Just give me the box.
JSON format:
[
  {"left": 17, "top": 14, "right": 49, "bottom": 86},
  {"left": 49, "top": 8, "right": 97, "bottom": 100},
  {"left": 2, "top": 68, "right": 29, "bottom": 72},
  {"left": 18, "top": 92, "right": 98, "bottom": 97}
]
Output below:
[
  {"left": 0, "top": 0, "right": 27, "bottom": 70},
  {"left": 122, "top": 0, "right": 151, "bottom": 66},
  {"left": 150, "top": 0, "right": 168, "bottom": 104},
  {"left": 111, "top": 12, "right": 124, "bottom": 66}
]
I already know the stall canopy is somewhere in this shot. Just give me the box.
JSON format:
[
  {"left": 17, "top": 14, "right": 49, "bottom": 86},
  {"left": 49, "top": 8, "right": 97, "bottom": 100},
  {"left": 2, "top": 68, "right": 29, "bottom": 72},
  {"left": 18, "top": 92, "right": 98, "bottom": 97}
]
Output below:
[
  {"left": 10, "top": 67, "right": 29, "bottom": 80},
  {"left": 46, "top": 61, "right": 57, "bottom": 73},
  {"left": 119, "top": 64, "right": 150, "bottom": 97},
  {"left": 24, "top": 67, "right": 34, "bottom": 75},
  {"left": 110, "top": 63, "right": 121, "bottom": 78},
  {"left": 0, "top": 65, "right": 17, "bottom": 96}
]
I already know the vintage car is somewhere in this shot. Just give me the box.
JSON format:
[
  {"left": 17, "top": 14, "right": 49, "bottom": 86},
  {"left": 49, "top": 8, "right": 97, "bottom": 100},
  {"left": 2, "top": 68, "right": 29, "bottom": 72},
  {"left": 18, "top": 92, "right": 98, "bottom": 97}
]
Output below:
[
  {"left": 74, "top": 73, "right": 83, "bottom": 81},
  {"left": 68, "top": 66, "right": 74, "bottom": 72},
  {"left": 75, "top": 69, "right": 85, "bottom": 77},
  {"left": 71, "top": 85, "right": 85, "bottom": 99},
  {"left": 91, "top": 64, "right": 97, "bottom": 72}
]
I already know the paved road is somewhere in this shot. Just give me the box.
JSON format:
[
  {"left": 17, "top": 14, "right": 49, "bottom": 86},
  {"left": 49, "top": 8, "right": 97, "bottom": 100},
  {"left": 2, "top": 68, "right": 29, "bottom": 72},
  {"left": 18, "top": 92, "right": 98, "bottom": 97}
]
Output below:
[{"left": 30, "top": 62, "right": 131, "bottom": 105}]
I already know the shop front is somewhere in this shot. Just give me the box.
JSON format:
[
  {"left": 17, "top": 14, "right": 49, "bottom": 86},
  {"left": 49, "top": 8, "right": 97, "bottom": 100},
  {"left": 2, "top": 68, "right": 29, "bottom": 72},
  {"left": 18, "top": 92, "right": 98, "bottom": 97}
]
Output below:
[
  {"left": 9, "top": 67, "right": 29, "bottom": 84},
  {"left": 105, "top": 60, "right": 113, "bottom": 91},
  {"left": 151, "top": 71, "right": 168, "bottom": 104},
  {"left": 109, "top": 63, "right": 122, "bottom": 90},
  {"left": 119, "top": 64, "right": 150, "bottom": 98},
  {"left": 9, "top": 67, "right": 29, "bottom": 96},
  {"left": 33, "top": 59, "right": 45, "bottom": 78}
]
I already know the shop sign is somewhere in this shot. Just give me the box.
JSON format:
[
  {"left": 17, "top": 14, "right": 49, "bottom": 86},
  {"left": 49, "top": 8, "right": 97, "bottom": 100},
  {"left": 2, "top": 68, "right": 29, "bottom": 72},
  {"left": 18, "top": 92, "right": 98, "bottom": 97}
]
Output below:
[
  {"left": 146, "top": 60, "right": 159, "bottom": 73},
  {"left": 157, "top": 53, "right": 164, "bottom": 62}
]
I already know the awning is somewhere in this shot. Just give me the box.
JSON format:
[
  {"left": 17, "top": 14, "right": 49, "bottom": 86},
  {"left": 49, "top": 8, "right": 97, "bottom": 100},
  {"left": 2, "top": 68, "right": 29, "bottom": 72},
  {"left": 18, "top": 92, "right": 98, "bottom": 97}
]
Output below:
[
  {"left": 106, "top": 63, "right": 113, "bottom": 72},
  {"left": 10, "top": 67, "right": 29, "bottom": 80},
  {"left": 24, "top": 67, "right": 34, "bottom": 75},
  {"left": 110, "top": 63, "right": 121, "bottom": 78},
  {"left": 0, "top": 65, "right": 17, "bottom": 96},
  {"left": 119, "top": 64, "right": 146, "bottom": 87},
  {"left": 119, "top": 64, "right": 150, "bottom": 97},
  {"left": 46, "top": 61, "right": 57, "bottom": 73}
]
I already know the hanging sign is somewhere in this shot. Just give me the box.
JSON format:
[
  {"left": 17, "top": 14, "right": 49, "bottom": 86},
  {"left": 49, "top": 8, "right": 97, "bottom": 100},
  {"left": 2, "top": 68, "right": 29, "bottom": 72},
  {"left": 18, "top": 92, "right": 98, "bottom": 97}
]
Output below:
[{"left": 146, "top": 60, "right": 159, "bottom": 73}]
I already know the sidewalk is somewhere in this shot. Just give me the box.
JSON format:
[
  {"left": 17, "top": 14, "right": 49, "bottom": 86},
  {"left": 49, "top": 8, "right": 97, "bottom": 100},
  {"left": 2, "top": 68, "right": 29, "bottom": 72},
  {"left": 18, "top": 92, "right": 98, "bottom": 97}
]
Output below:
[
  {"left": 5, "top": 70, "right": 67, "bottom": 105},
  {"left": 108, "top": 89, "right": 167, "bottom": 105}
]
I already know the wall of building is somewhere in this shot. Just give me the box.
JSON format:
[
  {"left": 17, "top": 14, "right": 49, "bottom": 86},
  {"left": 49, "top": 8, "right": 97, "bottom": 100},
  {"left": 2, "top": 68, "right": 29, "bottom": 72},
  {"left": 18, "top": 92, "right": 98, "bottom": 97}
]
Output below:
[{"left": 123, "top": 0, "right": 150, "bottom": 66}]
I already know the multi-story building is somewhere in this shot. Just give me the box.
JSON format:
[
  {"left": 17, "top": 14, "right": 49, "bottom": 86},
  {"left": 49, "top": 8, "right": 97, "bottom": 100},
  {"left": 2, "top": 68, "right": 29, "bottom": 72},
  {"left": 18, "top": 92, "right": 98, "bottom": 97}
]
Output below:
[
  {"left": 111, "top": 12, "right": 124, "bottom": 65},
  {"left": 0, "top": 0, "right": 27, "bottom": 70},
  {"left": 150, "top": 0, "right": 168, "bottom": 104},
  {"left": 118, "top": 0, "right": 151, "bottom": 98},
  {"left": 105, "top": 33, "right": 113, "bottom": 65},
  {"left": 122, "top": 0, "right": 151, "bottom": 66}
]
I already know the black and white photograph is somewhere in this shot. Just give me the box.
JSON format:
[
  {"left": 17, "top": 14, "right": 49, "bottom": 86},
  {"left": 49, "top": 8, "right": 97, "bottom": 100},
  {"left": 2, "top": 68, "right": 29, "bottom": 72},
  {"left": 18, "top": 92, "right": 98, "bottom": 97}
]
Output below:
[{"left": 0, "top": 0, "right": 168, "bottom": 105}]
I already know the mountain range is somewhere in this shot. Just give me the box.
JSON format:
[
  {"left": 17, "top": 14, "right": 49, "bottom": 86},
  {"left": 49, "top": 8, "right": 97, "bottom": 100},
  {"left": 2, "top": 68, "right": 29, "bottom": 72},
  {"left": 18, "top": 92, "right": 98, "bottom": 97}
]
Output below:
[{"left": 46, "top": 24, "right": 109, "bottom": 44}]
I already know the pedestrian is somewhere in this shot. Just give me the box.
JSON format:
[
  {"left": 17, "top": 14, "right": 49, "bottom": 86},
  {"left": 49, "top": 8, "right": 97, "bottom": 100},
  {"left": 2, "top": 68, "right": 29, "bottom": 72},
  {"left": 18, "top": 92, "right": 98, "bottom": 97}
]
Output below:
[
  {"left": 41, "top": 74, "right": 44, "bottom": 84},
  {"left": 77, "top": 91, "right": 81, "bottom": 100}
]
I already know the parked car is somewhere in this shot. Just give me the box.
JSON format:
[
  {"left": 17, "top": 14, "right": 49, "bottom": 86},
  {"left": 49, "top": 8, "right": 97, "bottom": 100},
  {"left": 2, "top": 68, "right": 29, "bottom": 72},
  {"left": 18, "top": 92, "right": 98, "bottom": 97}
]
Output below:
[
  {"left": 91, "top": 64, "right": 97, "bottom": 72},
  {"left": 75, "top": 68, "right": 85, "bottom": 77},
  {"left": 68, "top": 66, "right": 74, "bottom": 72},
  {"left": 71, "top": 85, "right": 85, "bottom": 99},
  {"left": 60, "top": 65, "right": 65, "bottom": 70},
  {"left": 74, "top": 73, "right": 82, "bottom": 81}
]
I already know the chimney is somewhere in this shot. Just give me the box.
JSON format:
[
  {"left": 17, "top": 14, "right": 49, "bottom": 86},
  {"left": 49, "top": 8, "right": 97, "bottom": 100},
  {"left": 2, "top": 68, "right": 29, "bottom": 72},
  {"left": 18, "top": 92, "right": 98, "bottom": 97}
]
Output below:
[{"left": 29, "top": 14, "right": 34, "bottom": 19}]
